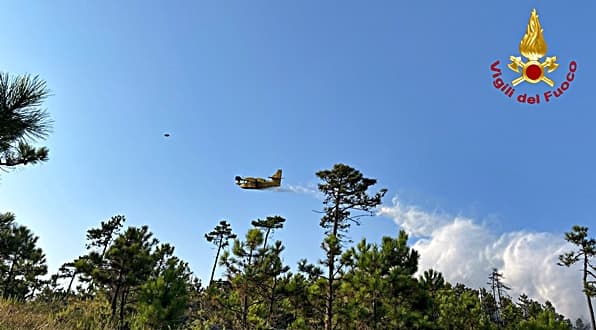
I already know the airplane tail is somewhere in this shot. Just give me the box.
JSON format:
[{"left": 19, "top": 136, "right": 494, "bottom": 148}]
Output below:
[{"left": 270, "top": 169, "right": 282, "bottom": 185}]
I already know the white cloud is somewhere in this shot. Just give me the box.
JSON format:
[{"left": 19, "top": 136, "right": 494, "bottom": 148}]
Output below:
[
  {"left": 378, "top": 196, "right": 589, "bottom": 322},
  {"left": 378, "top": 196, "right": 450, "bottom": 237}
]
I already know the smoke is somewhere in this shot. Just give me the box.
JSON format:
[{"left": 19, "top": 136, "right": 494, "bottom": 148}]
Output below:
[
  {"left": 378, "top": 196, "right": 588, "bottom": 322},
  {"left": 273, "top": 185, "right": 324, "bottom": 200}
]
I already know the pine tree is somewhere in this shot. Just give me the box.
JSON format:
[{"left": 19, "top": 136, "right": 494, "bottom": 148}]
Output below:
[
  {"left": 205, "top": 220, "right": 237, "bottom": 285},
  {"left": 55, "top": 261, "right": 77, "bottom": 301},
  {"left": 517, "top": 293, "right": 543, "bottom": 321},
  {"left": 74, "top": 215, "right": 126, "bottom": 294},
  {"left": 95, "top": 225, "right": 158, "bottom": 327},
  {"left": 574, "top": 318, "right": 591, "bottom": 330},
  {"left": 420, "top": 268, "right": 446, "bottom": 321},
  {"left": 136, "top": 253, "right": 192, "bottom": 329},
  {"left": 86, "top": 215, "right": 126, "bottom": 260},
  {"left": 249, "top": 216, "right": 291, "bottom": 327},
  {"left": 311, "top": 164, "right": 386, "bottom": 330},
  {"left": 487, "top": 268, "right": 511, "bottom": 327},
  {"left": 220, "top": 228, "right": 264, "bottom": 329},
  {"left": 0, "top": 73, "right": 52, "bottom": 172},
  {"left": 283, "top": 269, "right": 325, "bottom": 328},
  {"left": 251, "top": 215, "right": 285, "bottom": 249},
  {"left": 0, "top": 212, "right": 48, "bottom": 300},
  {"left": 341, "top": 232, "right": 426, "bottom": 329},
  {"left": 436, "top": 283, "right": 491, "bottom": 330},
  {"left": 558, "top": 225, "right": 596, "bottom": 330}
]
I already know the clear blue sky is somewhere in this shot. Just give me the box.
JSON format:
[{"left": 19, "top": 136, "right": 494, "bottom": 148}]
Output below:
[{"left": 1, "top": 1, "right": 595, "bottom": 285}]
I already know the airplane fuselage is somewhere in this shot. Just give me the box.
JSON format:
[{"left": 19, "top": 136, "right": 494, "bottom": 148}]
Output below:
[
  {"left": 235, "top": 169, "right": 282, "bottom": 190},
  {"left": 238, "top": 182, "right": 279, "bottom": 189}
]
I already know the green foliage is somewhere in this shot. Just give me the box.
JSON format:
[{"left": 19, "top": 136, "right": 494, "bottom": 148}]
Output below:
[
  {"left": 251, "top": 215, "right": 285, "bottom": 249},
  {"left": 86, "top": 215, "right": 126, "bottom": 258},
  {"left": 313, "top": 163, "right": 387, "bottom": 330},
  {"left": 0, "top": 215, "right": 581, "bottom": 330},
  {"left": 67, "top": 216, "right": 196, "bottom": 329},
  {"left": 281, "top": 272, "right": 324, "bottom": 328},
  {"left": 205, "top": 220, "right": 237, "bottom": 285},
  {"left": 339, "top": 231, "right": 432, "bottom": 329},
  {"left": 434, "top": 284, "right": 493, "bottom": 330},
  {"left": 517, "top": 308, "right": 572, "bottom": 330},
  {"left": 219, "top": 228, "right": 265, "bottom": 328},
  {"left": 0, "top": 72, "right": 52, "bottom": 171},
  {"left": 316, "top": 163, "right": 387, "bottom": 239},
  {"left": 1, "top": 166, "right": 589, "bottom": 330},
  {"left": 135, "top": 258, "right": 192, "bottom": 329},
  {"left": 99, "top": 225, "right": 158, "bottom": 327},
  {"left": 0, "top": 212, "right": 47, "bottom": 300}
]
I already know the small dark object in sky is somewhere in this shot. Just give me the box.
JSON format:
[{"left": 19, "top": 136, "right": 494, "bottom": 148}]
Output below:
[{"left": 164, "top": 133, "right": 170, "bottom": 137}]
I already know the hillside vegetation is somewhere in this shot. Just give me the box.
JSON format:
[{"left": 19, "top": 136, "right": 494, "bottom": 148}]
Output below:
[{"left": 1, "top": 73, "right": 595, "bottom": 329}]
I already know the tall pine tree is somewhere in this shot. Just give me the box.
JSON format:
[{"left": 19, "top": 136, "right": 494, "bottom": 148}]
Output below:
[
  {"left": 205, "top": 220, "right": 237, "bottom": 285},
  {"left": 558, "top": 225, "right": 596, "bottom": 330},
  {"left": 308, "top": 164, "right": 386, "bottom": 330}
]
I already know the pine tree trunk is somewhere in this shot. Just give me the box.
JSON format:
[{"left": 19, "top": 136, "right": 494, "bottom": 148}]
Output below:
[
  {"left": 372, "top": 297, "right": 378, "bottom": 330},
  {"left": 326, "top": 264, "right": 334, "bottom": 330},
  {"left": 242, "top": 298, "right": 248, "bottom": 330},
  {"left": 326, "top": 225, "right": 339, "bottom": 329},
  {"left": 583, "top": 253, "right": 596, "bottom": 330},
  {"left": 119, "top": 287, "right": 129, "bottom": 330},
  {"left": 3, "top": 258, "right": 16, "bottom": 299},
  {"left": 497, "top": 287, "right": 504, "bottom": 328},
  {"left": 111, "top": 273, "right": 123, "bottom": 319},
  {"left": 586, "top": 296, "right": 595, "bottom": 330},
  {"left": 263, "top": 228, "right": 271, "bottom": 250},
  {"left": 111, "top": 284, "right": 120, "bottom": 319},
  {"left": 268, "top": 276, "right": 278, "bottom": 327},
  {"left": 210, "top": 239, "right": 223, "bottom": 285},
  {"left": 242, "top": 247, "right": 255, "bottom": 330},
  {"left": 326, "top": 194, "right": 341, "bottom": 330},
  {"left": 66, "top": 271, "right": 76, "bottom": 294}
]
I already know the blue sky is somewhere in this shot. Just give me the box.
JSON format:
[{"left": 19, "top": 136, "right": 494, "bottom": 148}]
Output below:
[{"left": 1, "top": 1, "right": 595, "bottom": 314}]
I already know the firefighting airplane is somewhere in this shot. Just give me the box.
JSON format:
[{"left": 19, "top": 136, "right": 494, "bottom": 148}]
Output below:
[{"left": 235, "top": 169, "right": 282, "bottom": 190}]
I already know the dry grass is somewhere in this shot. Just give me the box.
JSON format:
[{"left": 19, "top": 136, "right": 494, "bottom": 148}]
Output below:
[
  {"left": 0, "top": 297, "right": 202, "bottom": 330},
  {"left": 0, "top": 298, "right": 55, "bottom": 330},
  {"left": 0, "top": 296, "right": 118, "bottom": 330}
]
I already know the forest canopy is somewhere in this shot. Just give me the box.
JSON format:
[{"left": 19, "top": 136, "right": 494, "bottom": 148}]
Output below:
[{"left": 1, "top": 73, "right": 594, "bottom": 329}]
